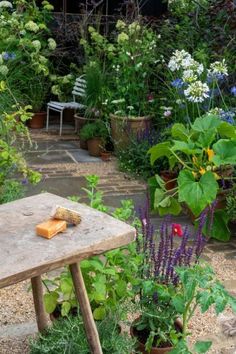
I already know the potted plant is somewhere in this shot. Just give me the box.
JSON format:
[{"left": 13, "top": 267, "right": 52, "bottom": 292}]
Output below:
[
  {"left": 130, "top": 208, "right": 236, "bottom": 353},
  {"left": 27, "top": 77, "right": 49, "bottom": 129},
  {"left": 75, "top": 62, "right": 108, "bottom": 149},
  {"left": 148, "top": 114, "right": 236, "bottom": 241},
  {"left": 80, "top": 21, "right": 160, "bottom": 151},
  {"left": 80, "top": 120, "right": 108, "bottom": 157}
]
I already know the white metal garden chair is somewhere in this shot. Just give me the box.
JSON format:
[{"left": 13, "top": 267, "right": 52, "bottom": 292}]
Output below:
[{"left": 46, "top": 76, "right": 86, "bottom": 136}]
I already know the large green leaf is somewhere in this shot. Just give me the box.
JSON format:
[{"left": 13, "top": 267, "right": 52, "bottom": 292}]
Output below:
[
  {"left": 192, "top": 115, "right": 221, "bottom": 133},
  {"left": 178, "top": 170, "right": 218, "bottom": 216},
  {"left": 194, "top": 341, "right": 212, "bottom": 353},
  {"left": 158, "top": 197, "right": 182, "bottom": 216},
  {"left": 218, "top": 122, "right": 236, "bottom": 138},
  {"left": 43, "top": 291, "right": 59, "bottom": 314},
  {"left": 171, "top": 140, "right": 201, "bottom": 155},
  {"left": 148, "top": 142, "right": 171, "bottom": 165},
  {"left": 154, "top": 188, "right": 165, "bottom": 209},
  {"left": 202, "top": 210, "right": 230, "bottom": 242},
  {"left": 197, "top": 130, "right": 216, "bottom": 148},
  {"left": 171, "top": 123, "right": 189, "bottom": 141},
  {"left": 93, "top": 306, "right": 106, "bottom": 320},
  {"left": 212, "top": 139, "right": 236, "bottom": 166}
]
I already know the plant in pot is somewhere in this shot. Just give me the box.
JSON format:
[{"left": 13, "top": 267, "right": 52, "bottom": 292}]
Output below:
[
  {"left": 75, "top": 61, "right": 108, "bottom": 149},
  {"left": 80, "top": 120, "right": 108, "bottom": 157},
  {"left": 148, "top": 113, "right": 236, "bottom": 241},
  {"left": 80, "top": 21, "right": 160, "bottom": 151},
  {"left": 27, "top": 77, "right": 49, "bottom": 129},
  {"left": 130, "top": 204, "right": 236, "bottom": 353}
]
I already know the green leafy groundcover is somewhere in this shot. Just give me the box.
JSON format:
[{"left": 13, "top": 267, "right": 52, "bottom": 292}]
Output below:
[{"left": 30, "top": 313, "right": 137, "bottom": 354}]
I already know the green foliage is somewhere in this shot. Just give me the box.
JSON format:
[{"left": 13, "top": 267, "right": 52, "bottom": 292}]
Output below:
[
  {"left": 0, "top": 106, "right": 41, "bottom": 194},
  {"left": 80, "top": 120, "right": 108, "bottom": 141},
  {"left": 226, "top": 189, "right": 236, "bottom": 222},
  {"left": 148, "top": 115, "right": 236, "bottom": 239},
  {"left": 117, "top": 132, "right": 168, "bottom": 180},
  {"left": 81, "top": 21, "right": 160, "bottom": 117},
  {"left": 0, "top": 0, "right": 55, "bottom": 111},
  {"left": 0, "top": 179, "right": 24, "bottom": 204},
  {"left": 30, "top": 312, "right": 137, "bottom": 354}
]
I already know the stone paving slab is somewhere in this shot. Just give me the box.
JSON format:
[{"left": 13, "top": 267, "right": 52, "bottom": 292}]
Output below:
[{"left": 25, "top": 151, "right": 76, "bottom": 165}]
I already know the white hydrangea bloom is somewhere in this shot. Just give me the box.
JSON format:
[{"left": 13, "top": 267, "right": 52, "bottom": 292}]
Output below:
[
  {"left": 48, "top": 38, "right": 56, "bottom": 51},
  {"left": 0, "top": 65, "right": 9, "bottom": 76},
  {"left": 25, "top": 20, "right": 39, "bottom": 33},
  {"left": 168, "top": 50, "right": 192, "bottom": 71},
  {"left": 208, "top": 59, "right": 228, "bottom": 78},
  {"left": 0, "top": 1, "right": 13, "bottom": 9},
  {"left": 184, "top": 81, "right": 209, "bottom": 103},
  {"left": 32, "top": 40, "right": 41, "bottom": 51}
]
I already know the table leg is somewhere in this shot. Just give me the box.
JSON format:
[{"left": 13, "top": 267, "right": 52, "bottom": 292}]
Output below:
[
  {"left": 31, "top": 276, "right": 48, "bottom": 332},
  {"left": 69, "top": 263, "right": 103, "bottom": 354}
]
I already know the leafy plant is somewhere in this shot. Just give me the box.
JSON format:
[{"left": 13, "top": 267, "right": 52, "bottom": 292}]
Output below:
[
  {"left": 226, "top": 187, "right": 236, "bottom": 222},
  {"left": 0, "top": 179, "right": 24, "bottom": 204},
  {"left": 148, "top": 114, "right": 236, "bottom": 240},
  {"left": 117, "top": 128, "right": 168, "bottom": 179},
  {"left": 80, "top": 120, "right": 108, "bottom": 141},
  {"left": 30, "top": 311, "right": 137, "bottom": 354}
]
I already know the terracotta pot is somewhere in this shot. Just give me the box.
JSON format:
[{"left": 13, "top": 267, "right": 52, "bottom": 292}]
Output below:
[
  {"left": 28, "top": 112, "right": 46, "bottom": 129},
  {"left": 87, "top": 137, "right": 103, "bottom": 157},
  {"left": 74, "top": 114, "right": 97, "bottom": 150},
  {"left": 130, "top": 318, "right": 182, "bottom": 354},
  {"left": 110, "top": 114, "right": 152, "bottom": 151},
  {"left": 101, "top": 151, "right": 112, "bottom": 162},
  {"left": 160, "top": 170, "right": 177, "bottom": 191}
]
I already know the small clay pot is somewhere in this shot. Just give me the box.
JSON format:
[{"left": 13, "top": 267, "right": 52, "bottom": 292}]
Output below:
[
  {"left": 101, "top": 151, "right": 112, "bottom": 162},
  {"left": 130, "top": 318, "right": 182, "bottom": 354},
  {"left": 28, "top": 112, "right": 46, "bottom": 129},
  {"left": 87, "top": 137, "right": 103, "bottom": 157}
]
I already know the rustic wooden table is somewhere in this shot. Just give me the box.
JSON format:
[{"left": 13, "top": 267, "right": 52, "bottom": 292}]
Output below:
[{"left": 0, "top": 193, "right": 136, "bottom": 354}]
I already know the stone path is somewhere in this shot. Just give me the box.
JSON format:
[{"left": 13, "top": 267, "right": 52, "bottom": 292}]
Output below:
[{"left": 0, "top": 129, "right": 235, "bottom": 353}]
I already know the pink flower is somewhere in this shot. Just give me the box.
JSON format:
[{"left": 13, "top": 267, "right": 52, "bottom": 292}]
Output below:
[
  {"left": 147, "top": 93, "right": 154, "bottom": 102},
  {"left": 172, "top": 223, "right": 183, "bottom": 237}
]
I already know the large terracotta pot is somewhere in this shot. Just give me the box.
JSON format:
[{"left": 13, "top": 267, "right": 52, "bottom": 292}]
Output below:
[
  {"left": 87, "top": 137, "right": 103, "bottom": 157},
  {"left": 74, "top": 114, "right": 96, "bottom": 150},
  {"left": 28, "top": 112, "right": 46, "bottom": 129},
  {"left": 130, "top": 318, "right": 182, "bottom": 354},
  {"left": 110, "top": 114, "right": 152, "bottom": 151}
]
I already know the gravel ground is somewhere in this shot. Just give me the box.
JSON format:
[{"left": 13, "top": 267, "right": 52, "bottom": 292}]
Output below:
[{"left": 0, "top": 252, "right": 235, "bottom": 354}]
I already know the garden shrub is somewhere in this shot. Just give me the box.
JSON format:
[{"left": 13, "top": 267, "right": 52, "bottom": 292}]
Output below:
[{"left": 30, "top": 312, "right": 137, "bottom": 354}]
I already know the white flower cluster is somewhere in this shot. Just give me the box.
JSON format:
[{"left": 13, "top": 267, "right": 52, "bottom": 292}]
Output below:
[
  {"left": 184, "top": 81, "right": 209, "bottom": 103},
  {"left": 0, "top": 1, "right": 12, "bottom": 9},
  {"left": 25, "top": 20, "right": 39, "bottom": 33},
  {"left": 168, "top": 49, "right": 203, "bottom": 80},
  {"left": 168, "top": 49, "right": 191, "bottom": 71},
  {"left": 0, "top": 64, "right": 8, "bottom": 76},
  {"left": 32, "top": 40, "right": 41, "bottom": 52},
  {"left": 48, "top": 38, "right": 56, "bottom": 51},
  {"left": 207, "top": 59, "right": 228, "bottom": 78}
]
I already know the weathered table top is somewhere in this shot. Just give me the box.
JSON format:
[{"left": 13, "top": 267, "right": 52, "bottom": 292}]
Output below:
[{"left": 0, "top": 193, "right": 136, "bottom": 288}]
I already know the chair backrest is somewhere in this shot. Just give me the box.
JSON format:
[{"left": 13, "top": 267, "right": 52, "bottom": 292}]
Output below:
[{"left": 72, "top": 75, "right": 86, "bottom": 102}]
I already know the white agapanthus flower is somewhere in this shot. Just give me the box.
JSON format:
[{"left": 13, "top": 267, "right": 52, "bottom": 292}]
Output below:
[
  {"left": 208, "top": 59, "right": 228, "bottom": 78},
  {"left": 168, "top": 50, "right": 192, "bottom": 71},
  {"left": 32, "top": 40, "right": 41, "bottom": 51},
  {"left": 48, "top": 38, "right": 56, "bottom": 51},
  {"left": 184, "top": 81, "right": 209, "bottom": 103},
  {"left": 0, "top": 65, "right": 9, "bottom": 76},
  {"left": 0, "top": 1, "right": 13, "bottom": 9},
  {"left": 25, "top": 20, "right": 39, "bottom": 33},
  {"left": 182, "top": 69, "right": 198, "bottom": 83}
]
